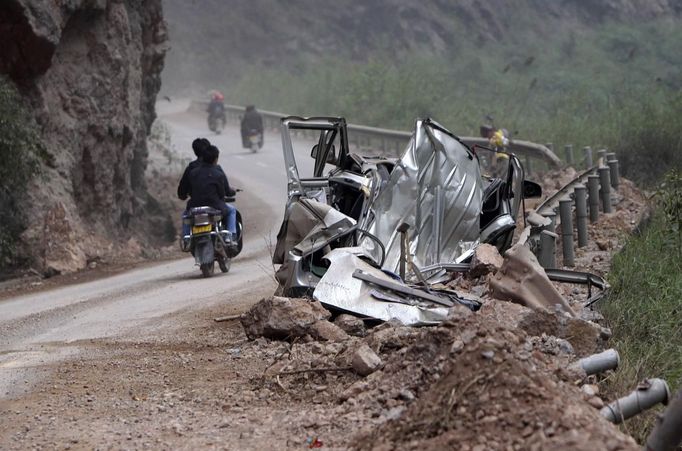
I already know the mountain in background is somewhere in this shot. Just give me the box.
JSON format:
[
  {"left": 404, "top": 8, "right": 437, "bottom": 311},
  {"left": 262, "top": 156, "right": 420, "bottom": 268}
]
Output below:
[{"left": 161, "top": 0, "right": 682, "bottom": 94}]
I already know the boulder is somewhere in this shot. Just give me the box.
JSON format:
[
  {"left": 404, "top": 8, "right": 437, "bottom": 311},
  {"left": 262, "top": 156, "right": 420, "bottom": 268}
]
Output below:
[
  {"left": 333, "top": 314, "right": 367, "bottom": 337},
  {"left": 351, "top": 344, "right": 383, "bottom": 376},
  {"left": 468, "top": 243, "right": 504, "bottom": 278},
  {"left": 240, "top": 296, "right": 331, "bottom": 340},
  {"left": 308, "top": 320, "right": 351, "bottom": 342}
]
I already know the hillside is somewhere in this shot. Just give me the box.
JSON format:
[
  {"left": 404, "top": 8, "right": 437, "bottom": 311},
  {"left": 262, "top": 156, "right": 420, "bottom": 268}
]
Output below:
[
  {"left": 161, "top": 0, "right": 682, "bottom": 93},
  {"left": 162, "top": 0, "right": 682, "bottom": 186}
]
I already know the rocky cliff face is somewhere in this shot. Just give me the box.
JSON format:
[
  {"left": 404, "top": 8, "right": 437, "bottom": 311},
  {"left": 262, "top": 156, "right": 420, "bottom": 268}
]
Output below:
[{"left": 0, "top": 0, "right": 167, "bottom": 274}]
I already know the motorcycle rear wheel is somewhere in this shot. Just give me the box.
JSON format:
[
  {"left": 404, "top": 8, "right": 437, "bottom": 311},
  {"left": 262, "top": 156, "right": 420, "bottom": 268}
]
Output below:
[{"left": 200, "top": 262, "right": 215, "bottom": 278}]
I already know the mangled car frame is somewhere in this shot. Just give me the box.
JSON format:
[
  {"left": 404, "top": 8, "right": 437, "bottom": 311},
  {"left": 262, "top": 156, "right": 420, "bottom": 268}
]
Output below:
[{"left": 272, "top": 116, "right": 542, "bottom": 324}]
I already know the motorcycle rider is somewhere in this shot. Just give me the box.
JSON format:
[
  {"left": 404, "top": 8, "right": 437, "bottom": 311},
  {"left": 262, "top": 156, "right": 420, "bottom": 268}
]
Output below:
[
  {"left": 480, "top": 122, "right": 510, "bottom": 178},
  {"left": 178, "top": 138, "right": 210, "bottom": 248},
  {"left": 187, "top": 145, "right": 238, "bottom": 243},
  {"left": 207, "top": 91, "right": 226, "bottom": 125},
  {"left": 240, "top": 105, "right": 264, "bottom": 148}
]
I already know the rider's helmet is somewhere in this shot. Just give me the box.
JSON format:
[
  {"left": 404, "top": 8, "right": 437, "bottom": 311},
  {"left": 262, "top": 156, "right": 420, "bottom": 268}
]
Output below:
[{"left": 211, "top": 91, "right": 224, "bottom": 102}]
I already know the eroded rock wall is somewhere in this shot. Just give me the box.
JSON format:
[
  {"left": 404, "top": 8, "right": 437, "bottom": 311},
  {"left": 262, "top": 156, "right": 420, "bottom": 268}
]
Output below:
[{"left": 0, "top": 0, "right": 167, "bottom": 273}]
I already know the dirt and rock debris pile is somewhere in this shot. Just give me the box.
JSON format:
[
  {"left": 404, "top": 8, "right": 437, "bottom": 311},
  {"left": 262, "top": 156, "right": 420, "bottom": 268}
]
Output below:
[{"left": 236, "top": 296, "right": 637, "bottom": 450}]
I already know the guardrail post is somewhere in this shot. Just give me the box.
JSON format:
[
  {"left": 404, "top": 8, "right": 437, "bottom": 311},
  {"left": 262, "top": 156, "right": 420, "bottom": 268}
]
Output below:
[
  {"left": 583, "top": 146, "right": 593, "bottom": 169},
  {"left": 559, "top": 198, "right": 575, "bottom": 267},
  {"left": 606, "top": 152, "right": 617, "bottom": 162},
  {"left": 597, "top": 149, "right": 607, "bottom": 164},
  {"left": 564, "top": 144, "right": 574, "bottom": 166},
  {"left": 587, "top": 174, "right": 601, "bottom": 223},
  {"left": 598, "top": 166, "right": 613, "bottom": 213},
  {"left": 608, "top": 159, "right": 620, "bottom": 189},
  {"left": 574, "top": 184, "right": 589, "bottom": 248},
  {"left": 538, "top": 230, "right": 558, "bottom": 269},
  {"left": 525, "top": 155, "right": 533, "bottom": 176}
]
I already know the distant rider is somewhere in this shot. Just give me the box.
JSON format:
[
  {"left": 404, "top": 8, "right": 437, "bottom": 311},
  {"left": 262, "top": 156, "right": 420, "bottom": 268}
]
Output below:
[
  {"left": 207, "top": 92, "right": 226, "bottom": 122},
  {"left": 480, "top": 123, "right": 510, "bottom": 178},
  {"left": 240, "top": 105, "right": 264, "bottom": 148},
  {"left": 187, "top": 145, "right": 238, "bottom": 243}
]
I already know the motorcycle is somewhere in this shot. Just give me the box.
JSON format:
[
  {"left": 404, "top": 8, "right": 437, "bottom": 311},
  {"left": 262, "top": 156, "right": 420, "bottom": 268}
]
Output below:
[
  {"left": 208, "top": 112, "right": 225, "bottom": 135},
  {"left": 246, "top": 129, "right": 262, "bottom": 153},
  {"left": 182, "top": 196, "right": 243, "bottom": 277}
]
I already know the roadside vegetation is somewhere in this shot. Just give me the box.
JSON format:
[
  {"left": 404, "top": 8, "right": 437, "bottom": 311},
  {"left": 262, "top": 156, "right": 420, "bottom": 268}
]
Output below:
[
  {"left": 0, "top": 77, "right": 45, "bottom": 272},
  {"left": 599, "top": 171, "right": 682, "bottom": 441}
]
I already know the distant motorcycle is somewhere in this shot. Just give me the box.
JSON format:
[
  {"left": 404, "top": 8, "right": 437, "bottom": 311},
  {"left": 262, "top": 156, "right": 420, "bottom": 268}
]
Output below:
[
  {"left": 246, "top": 128, "right": 263, "bottom": 153},
  {"left": 182, "top": 196, "right": 243, "bottom": 277},
  {"left": 208, "top": 112, "right": 225, "bottom": 135}
]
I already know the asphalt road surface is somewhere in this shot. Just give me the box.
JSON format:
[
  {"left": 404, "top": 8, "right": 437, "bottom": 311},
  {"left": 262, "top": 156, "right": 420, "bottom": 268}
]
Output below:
[{"left": 0, "top": 100, "right": 315, "bottom": 400}]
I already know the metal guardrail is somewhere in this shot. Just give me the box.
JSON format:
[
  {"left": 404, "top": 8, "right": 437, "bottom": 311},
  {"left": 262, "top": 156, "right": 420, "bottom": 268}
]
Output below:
[
  {"left": 189, "top": 100, "right": 561, "bottom": 168},
  {"left": 536, "top": 165, "right": 598, "bottom": 216},
  {"left": 529, "top": 155, "right": 621, "bottom": 269}
]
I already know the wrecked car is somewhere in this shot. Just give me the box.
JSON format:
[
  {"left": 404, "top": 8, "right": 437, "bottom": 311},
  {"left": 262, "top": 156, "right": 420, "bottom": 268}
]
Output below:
[{"left": 272, "top": 116, "right": 541, "bottom": 324}]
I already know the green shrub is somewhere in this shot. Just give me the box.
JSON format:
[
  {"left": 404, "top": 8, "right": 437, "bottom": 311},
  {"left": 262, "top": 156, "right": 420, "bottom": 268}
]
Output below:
[{"left": 0, "top": 76, "right": 44, "bottom": 270}]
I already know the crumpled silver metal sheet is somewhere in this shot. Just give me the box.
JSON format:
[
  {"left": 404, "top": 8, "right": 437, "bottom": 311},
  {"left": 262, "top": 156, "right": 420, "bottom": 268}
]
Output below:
[
  {"left": 359, "top": 119, "right": 484, "bottom": 273},
  {"left": 313, "top": 249, "right": 450, "bottom": 326}
]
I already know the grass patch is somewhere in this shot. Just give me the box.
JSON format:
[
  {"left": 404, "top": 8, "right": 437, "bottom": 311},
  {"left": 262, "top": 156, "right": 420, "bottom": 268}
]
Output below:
[{"left": 599, "top": 180, "right": 682, "bottom": 441}]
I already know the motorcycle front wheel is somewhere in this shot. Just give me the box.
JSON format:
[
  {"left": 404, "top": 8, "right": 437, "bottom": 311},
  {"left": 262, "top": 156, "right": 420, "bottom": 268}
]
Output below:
[{"left": 200, "top": 261, "right": 215, "bottom": 278}]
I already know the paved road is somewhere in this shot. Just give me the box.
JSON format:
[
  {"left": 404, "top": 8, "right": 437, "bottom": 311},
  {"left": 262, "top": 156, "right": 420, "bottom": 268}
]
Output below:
[{"left": 0, "top": 101, "right": 315, "bottom": 399}]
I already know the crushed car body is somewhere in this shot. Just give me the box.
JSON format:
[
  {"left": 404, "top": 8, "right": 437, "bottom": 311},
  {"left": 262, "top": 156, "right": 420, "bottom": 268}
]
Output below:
[{"left": 272, "top": 115, "right": 541, "bottom": 323}]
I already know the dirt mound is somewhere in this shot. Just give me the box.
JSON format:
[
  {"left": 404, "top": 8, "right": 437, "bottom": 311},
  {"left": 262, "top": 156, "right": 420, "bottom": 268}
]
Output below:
[
  {"left": 351, "top": 310, "right": 636, "bottom": 450},
  {"left": 237, "top": 296, "right": 636, "bottom": 449}
]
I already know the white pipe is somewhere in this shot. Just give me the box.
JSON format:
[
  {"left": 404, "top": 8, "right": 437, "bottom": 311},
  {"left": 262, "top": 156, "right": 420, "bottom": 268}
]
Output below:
[
  {"left": 579, "top": 348, "right": 620, "bottom": 375},
  {"left": 601, "top": 378, "right": 671, "bottom": 424}
]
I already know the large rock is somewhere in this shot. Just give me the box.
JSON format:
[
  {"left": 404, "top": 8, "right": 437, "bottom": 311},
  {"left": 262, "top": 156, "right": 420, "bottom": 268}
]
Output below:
[
  {"left": 351, "top": 343, "right": 383, "bottom": 376},
  {"left": 468, "top": 243, "right": 504, "bottom": 278},
  {"left": 0, "top": 0, "right": 168, "bottom": 273},
  {"left": 240, "top": 296, "right": 332, "bottom": 341},
  {"left": 333, "top": 314, "right": 367, "bottom": 337}
]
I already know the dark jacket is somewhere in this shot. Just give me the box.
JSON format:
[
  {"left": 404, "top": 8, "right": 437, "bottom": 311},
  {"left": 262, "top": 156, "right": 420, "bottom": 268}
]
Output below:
[
  {"left": 216, "top": 165, "right": 236, "bottom": 198},
  {"left": 187, "top": 162, "right": 227, "bottom": 213},
  {"left": 241, "top": 109, "right": 263, "bottom": 133},
  {"left": 207, "top": 100, "right": 225, "bottom": 117},
  {"left": 177, "top": 158, "right": 202, "bottom": 200}
]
